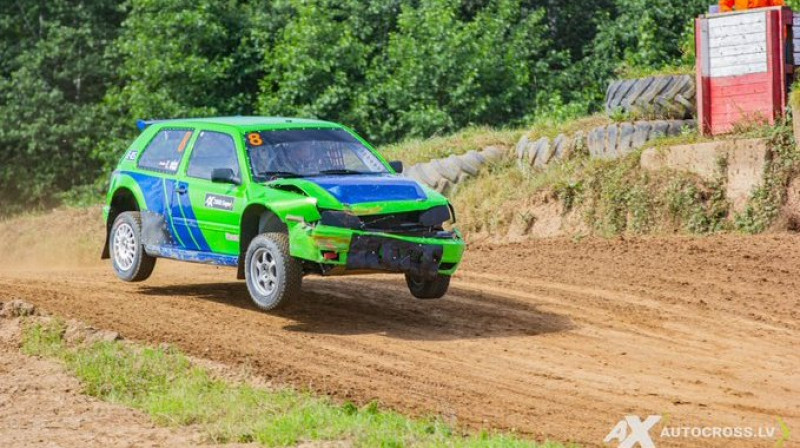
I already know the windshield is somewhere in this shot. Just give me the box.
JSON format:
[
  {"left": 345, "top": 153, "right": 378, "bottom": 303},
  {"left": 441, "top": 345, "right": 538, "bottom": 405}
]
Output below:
[{"left": 244, "top": 129, "right": 389, "bottom": 180}]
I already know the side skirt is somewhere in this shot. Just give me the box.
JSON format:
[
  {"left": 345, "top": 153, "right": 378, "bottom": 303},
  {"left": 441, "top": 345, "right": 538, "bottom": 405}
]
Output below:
[{"left": 144, "top": 245, "right": 238, "bottom": 267}]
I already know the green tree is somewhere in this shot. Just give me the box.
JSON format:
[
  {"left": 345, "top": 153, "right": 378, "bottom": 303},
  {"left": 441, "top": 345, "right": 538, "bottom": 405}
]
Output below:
[
  {"left": 591, "top": 0, "right": 708, "bottom": 73},
  {"left": 105, "top": 0, "right": 259, "bottom": 122},
  {"left": 363, "top": 0, "right": 565, "bottom": 142},
  {"left": 257, "top": 0, "right": 412, "bottom": 137},
  {"left": 0, "top": 0, "right": 124, "bottom": 212}
]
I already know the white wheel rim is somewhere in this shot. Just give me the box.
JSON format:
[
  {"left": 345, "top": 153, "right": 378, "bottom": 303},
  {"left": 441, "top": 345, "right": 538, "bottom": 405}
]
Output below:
[
  {"left": 250, "top": 247, "right": 279, "bottom": 297},
  {"left": 113, "top": 222, "right": 137, "bottom": 271}
]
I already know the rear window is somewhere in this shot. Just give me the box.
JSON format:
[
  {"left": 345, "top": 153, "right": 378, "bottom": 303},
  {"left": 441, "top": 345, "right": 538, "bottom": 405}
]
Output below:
[{"left": 138, "top": 129, "right": 193, "bottom": 174}]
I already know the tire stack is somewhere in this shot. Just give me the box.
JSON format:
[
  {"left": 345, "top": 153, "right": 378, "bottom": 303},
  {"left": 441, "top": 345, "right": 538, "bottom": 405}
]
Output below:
[
  {"left": 586, "top": 119, "right": 696, "bottom": 159},
  {"left": 404, "top": 146, "right": 506, "bottom": 196},
  {"left": 516, "top": 131, "right": 587, "bottom": 170},
  {"left": 517, "top": 74, "right": 699, "bottom": 171},
  {"left": 793, "top": 15, "right": 800, "bottom": 68},
  {"left": 605, "top": 74, "right": 696, "bottom": 120}
]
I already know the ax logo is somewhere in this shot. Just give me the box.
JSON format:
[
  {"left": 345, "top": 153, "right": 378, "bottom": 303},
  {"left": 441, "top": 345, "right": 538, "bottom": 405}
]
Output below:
[
  {"left": 204, "top": 194, "right": 234, "bottom": 211},
  {"left": 604, "top": 415, "right": 662, "bottom": 448}
]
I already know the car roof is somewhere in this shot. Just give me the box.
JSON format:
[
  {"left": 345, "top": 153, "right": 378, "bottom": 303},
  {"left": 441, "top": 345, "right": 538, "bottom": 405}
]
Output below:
[{"left": 139, "top": 116, "right": 343, "bottom": 132}]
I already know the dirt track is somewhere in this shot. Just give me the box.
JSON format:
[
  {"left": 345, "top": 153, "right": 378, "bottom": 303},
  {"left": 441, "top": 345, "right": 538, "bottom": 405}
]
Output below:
[{"left": 0, "top": 231, "right": 798, "bottom": 447}]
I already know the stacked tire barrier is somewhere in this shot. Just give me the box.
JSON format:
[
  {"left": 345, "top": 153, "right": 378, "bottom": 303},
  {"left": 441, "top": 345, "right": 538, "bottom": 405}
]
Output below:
[
  {"left": 515, "top": 131, "right": 586, "bottom": 170},
  {"left": 586, "top": 119, "right": 696, "bottom": 159},
  {"left": 516, "top": 119, "right": 696, "bottom": 170},
  {"left": 404, "top": 146, "right": 506, "bottom": 196},
  {"left": 516, "top": 73, "right": 699, "bottom": 172},
  {"left": 605, "top": 74, "right": 696, "bottom": 120}
]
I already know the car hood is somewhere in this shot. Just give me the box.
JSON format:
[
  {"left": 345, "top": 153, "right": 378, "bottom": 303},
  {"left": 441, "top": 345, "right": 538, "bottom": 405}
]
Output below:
[
  {"left": 306, "top": 175, "right": 427, "bottom": 205},
  {"left": 267, "top": 174, "right": 447, "bottom": 214}
]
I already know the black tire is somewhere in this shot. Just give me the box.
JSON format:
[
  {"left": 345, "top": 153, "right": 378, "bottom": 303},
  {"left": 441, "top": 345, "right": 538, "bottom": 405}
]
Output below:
[
  {"left": 432, "top": 158, "right": 461, "bottom": 182},
  {"left": 405, "top": 273, "right": 451, "bottom": 300},
  {"left": 605, "top": 75, "right": 696, "bottom": 120},
  {"left": 404, "top": 147, "right": 506, "bottom": 194},
  {"left": 109, "top": 212, "right": 156, "bottom": 282},
  {"left": 244, "top": 233, "right": 302, "bottom": 311}
]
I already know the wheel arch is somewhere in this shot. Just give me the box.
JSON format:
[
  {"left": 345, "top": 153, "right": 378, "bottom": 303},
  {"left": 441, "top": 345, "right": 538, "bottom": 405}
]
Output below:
[
  {"left": 237, "top": 204, "right": 288, "bottom": 279},
  {"left": 102, "top": 187, "right": 143, "bottom": 259}
]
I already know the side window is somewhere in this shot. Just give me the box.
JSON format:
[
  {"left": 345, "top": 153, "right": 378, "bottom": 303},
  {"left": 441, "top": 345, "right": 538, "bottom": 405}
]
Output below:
[
  {"left": 138, "top": 129, "right": 193, "bottom": 174},
  {"left": 186, "top": 131, "right": 240, "bottom": 181}
]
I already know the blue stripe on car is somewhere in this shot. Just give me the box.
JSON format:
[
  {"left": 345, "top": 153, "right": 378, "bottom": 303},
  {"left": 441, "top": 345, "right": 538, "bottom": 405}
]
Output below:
[
  {"left": 124, "top": 171, "right": 199, "bottom": 251},
  {"left": 177, "top": 181, "right": 211, "bottom": 251}
]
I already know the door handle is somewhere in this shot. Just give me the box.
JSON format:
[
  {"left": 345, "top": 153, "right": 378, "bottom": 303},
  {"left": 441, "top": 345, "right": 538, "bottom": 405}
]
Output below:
[{"left": 176, "top": 185, "right": 187, "bottom": 195}]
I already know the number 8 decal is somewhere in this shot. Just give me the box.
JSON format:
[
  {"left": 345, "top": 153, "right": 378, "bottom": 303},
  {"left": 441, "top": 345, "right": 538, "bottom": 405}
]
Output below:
[{"left": 247, "top": 132, "right": 263, "bottom": 146}]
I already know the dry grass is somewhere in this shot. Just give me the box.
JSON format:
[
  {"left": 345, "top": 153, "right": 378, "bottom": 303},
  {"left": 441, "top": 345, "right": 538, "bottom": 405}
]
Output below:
[
  {"left": 615, "top": 63, "right": 695, "bottom": 80},
  {"left": 378, "top": 115, "right": 610, "bottom": 168},
  {"left": 518, "top": 114, "right": 611, "bottom": 141},
  {"left": 451, "top": 142, "right": 731, "bottom": 238},
  {"left": 379, "top": 126, "right": 522, "bottom": 165},
  {"left": 791, "top": 82, "right": 800, "bottom": 111}
]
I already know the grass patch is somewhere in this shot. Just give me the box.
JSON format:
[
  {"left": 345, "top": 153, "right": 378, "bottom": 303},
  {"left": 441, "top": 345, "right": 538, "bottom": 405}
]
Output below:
[
  {"left": 576, "top": 149, "right": 729, "bottom": 236},
  {"left": 615, "top": 63, "right": 694, "bottom": 80},
  {"left": 379, "top": 114, "right": 607, "bottom": 167},
  {"left": 790, "top": 82, "right": 800, "bottom": 111},
  {"left": 734, "top": 122, "right": 800, "bottom": 233},
  {"left": 379, "top": 126, "right": 521, "bottom": 166},
  {"left": 21, "top": 319, "right": 569, "bottom": 448},
  {"left": 452, "top": 136, "right": 731, "bottom": 237},
  {"left": 519, "top": 114, "right": 611, "bottom": 142}
]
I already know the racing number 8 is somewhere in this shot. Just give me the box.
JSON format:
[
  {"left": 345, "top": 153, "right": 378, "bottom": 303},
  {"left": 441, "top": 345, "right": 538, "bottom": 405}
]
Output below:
[{"left": 247, "top": 133, "right": 263, "bottom": 146}]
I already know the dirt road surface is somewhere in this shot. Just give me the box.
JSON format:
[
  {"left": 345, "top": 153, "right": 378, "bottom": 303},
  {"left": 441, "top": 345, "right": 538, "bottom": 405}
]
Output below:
[{"left": 0, "top": 230, "right": 797, "bottom": 447}]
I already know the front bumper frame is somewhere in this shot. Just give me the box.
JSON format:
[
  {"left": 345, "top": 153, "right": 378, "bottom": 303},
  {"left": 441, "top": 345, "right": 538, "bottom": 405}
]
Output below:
[
  {"left": 346, "top": 234, "right": 444, "bottom": 278},
  {"left": 288, "top": 223, "right": 464, "bottom": 276}
]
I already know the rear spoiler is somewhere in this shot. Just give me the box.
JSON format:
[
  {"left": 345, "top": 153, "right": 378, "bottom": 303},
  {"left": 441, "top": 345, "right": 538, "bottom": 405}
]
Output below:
[{"left": 136, "top": 119, "right": 166, "bottom": 131}]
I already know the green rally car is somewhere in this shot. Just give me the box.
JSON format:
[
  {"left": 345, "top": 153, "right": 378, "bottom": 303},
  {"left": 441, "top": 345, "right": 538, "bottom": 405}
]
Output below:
[{"left": 102, "top": 117, "right": 465, "bottom": 310}]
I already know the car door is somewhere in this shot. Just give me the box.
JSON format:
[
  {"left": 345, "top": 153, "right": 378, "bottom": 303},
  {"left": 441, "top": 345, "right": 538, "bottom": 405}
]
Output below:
[
  {"left": 174, "top": 129, "right": 246, "bottom": 255},
  {"left": 134, "top": 127, "right": 196, "bottom": 250}
]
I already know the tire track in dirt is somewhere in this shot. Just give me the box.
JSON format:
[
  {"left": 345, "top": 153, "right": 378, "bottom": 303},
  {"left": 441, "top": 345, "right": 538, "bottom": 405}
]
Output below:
[{"left": 0, "top": 234, "right": 798, "bottom": 447}]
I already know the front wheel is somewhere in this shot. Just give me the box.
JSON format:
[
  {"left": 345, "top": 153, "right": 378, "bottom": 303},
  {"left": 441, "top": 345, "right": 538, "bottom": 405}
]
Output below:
[
  {"left": 244, "top": 233, "right": 303, "bottom": 311},
  {"left": 405, "top": 273, "right": 451, "bottom": 299}
]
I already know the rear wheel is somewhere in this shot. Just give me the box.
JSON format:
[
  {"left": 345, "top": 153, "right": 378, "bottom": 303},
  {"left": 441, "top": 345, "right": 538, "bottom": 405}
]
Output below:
[
  {"left": 244, "top": 233, "right": 302, "bottom": 311},
  {"left": 110, "top": 212, "right": 156, "bottom": 282},
  {"left": 405, "top": 273, "right": 450, "bottom": 299}
]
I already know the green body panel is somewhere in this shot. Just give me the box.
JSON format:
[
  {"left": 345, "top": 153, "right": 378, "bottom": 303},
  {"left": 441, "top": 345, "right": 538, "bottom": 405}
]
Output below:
[{"left": 104, "top": 116, "right": 465, "bottom": 276}]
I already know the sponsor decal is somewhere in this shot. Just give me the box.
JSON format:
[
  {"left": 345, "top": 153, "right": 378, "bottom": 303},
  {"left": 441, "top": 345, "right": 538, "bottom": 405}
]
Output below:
[
  {"left": 126, "top": 150, "right": 138, "bottom": 161},
  {"left": 225, "top": 233, "right": 240, "bottom": 242},
  {"left": 204, "top": 193, "right": 235, "bottom": 211},
  {"left": 604, "top": 415, "right": 790, "bottom": 448},
  {"left": 605, "top": 416, "right": 661, "bottom": 448}
]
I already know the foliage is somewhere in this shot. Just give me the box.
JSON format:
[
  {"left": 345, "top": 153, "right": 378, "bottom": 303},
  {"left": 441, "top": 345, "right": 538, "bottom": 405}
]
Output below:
[
  {"left": 0, "top": 0, "right": 124, "bottom": 213},
  {"left": 22, "top": 319, "right": 568, "bottom": 448},
  {"left": 0, "top": 0, "right": 720, "bottom": 213},
  {"left": 589, "top": 0, "right": 707, "bottom": 77},
  {"left": 362, "top": 0, "right": 567, "bottom": 142},
  {"left": 97, "top": 0, "right": 265, "bottom": 168},
  {"left": 735, "top": 123, "right": 800, "bottom": 233}
]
